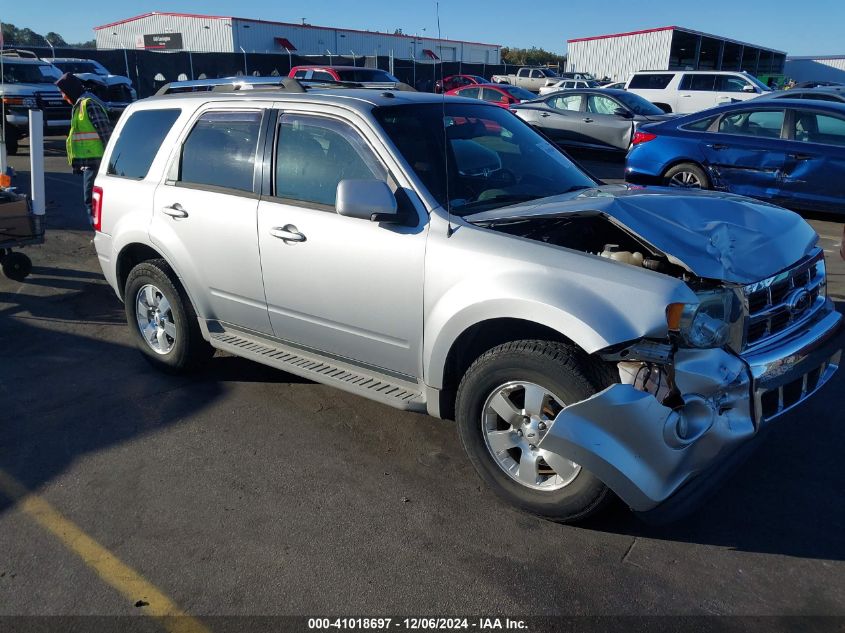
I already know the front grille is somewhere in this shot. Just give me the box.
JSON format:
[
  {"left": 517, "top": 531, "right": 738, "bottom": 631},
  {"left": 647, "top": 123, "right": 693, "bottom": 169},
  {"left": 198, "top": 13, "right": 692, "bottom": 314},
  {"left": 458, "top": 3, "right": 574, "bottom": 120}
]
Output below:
[
  {"left": 743, "top": 250, "right": 826, "bottom": 350},
  {"left": 758, "top": 358, "right": 835, "bottom": 421},
  {"left": 35, "top": 92, "right": 71, "bottom": 122}
]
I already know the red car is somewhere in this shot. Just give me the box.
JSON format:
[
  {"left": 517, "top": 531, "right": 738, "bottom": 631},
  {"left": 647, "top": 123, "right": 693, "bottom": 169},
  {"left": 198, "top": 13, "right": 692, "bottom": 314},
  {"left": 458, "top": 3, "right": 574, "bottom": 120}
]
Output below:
[
  {"left": 446, "top": 83, "right": 537, "bottom": 108},
  {"left": 434, "top": 74, "right": 486, "bottom": 94},
  {"left": 289, "top": 65, "right": 400, "bottom": 83}
]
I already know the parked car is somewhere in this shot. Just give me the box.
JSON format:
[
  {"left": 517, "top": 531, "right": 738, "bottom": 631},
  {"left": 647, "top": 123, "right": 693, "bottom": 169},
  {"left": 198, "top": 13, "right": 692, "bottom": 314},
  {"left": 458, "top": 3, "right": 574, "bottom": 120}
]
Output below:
[
  {"left": 490, "top": 67, "right": 559, "bottom": 92},
  {"left": 600, "top": 81, "right": 626, "bottom": 90},
  {"left": 0, "top": 50, "right": 70, "bottom": 155},
  {"left": 795, "top": 81, "right": 843, "bottom": 89},
  {"left": 42, "top": 57, "right": 136, "bottom": 118},
  {"left": 446, "top": 83, "right": 536, "bottom": 107},
  {"left": 288, "top": 65, "right": 401, "bottom": 84},
  {"left": 755, "top": 86, "right": 845, "bottom": 104},
  {"left": 556, "top": 72, "right": 596, "bottom": 81},
  {"left": 512, "top": 88, "right": 674, "bottom": 153},
  {"left": 435, "top": 74, "right": 486, "bottom": 94},
  {"left": 625, "top": 70, "right": 771, "bottom": 114},
  {"left": 625, "top": 99, "right": 845, "bottom": 214},
  {"left": 539, "top": 79, "right": 602, "bottom": 95},
  {"left": 93, "top": 83, "right": 841, "bottom": 524}
]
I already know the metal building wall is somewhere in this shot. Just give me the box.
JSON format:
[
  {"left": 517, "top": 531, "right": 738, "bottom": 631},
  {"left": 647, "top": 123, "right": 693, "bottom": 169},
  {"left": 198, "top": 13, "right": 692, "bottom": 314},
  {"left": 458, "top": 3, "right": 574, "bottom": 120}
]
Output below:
[
  {"left": 567, "top": 29, "right": 673, "bottom": 82},
  {"left": 96, "top": 14, "right": 235, "bottom": 52},
  {"left": 784, "top": 56, "right": 845, "bottom": 83},
  {"left": 231, "top": 19, "right": 497, "bottom": 62}
]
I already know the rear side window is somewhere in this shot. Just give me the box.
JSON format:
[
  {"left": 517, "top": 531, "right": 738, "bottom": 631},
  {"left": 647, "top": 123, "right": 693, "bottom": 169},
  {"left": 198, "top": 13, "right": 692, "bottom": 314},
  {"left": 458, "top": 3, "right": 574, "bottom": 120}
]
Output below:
[
  {"left": 680, "top": 74, "right": 717, "bottom": 91},
  {"left": 178, "top": 111, "right": 262, "bottom": 193},
  {"left": 628, "top": 74, "right": 673, "bottom": 90},
  {"left": 681, "top": 115, "right": 718, "bottom": 131},
  {"left": 274, "top": 115, "right": 388, "bottom": 207},
  {"left": 803, "top": 93, "right": 843, "bottom": 103},
  {"left": 457, "top": 87, "right": 480, "bottom": 99},
  {"left": 548, "top": 94, "right": 581, "bottom": 111},
  {"left": 718, "top": 110, "right": 785, "bottom": 138},
  {"left": 108, "top": 109, "right": 181, "bottom": 179}
]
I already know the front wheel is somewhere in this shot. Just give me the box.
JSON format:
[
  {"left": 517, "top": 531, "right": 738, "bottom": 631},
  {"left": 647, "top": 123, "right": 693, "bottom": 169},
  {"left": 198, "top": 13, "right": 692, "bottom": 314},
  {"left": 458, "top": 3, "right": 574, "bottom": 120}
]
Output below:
[
  {"left": 124, "top": 259, "right": 213, "bottom": 373},
  {"left": 455, "top": 340, "right": 617, "bottom": 523}
]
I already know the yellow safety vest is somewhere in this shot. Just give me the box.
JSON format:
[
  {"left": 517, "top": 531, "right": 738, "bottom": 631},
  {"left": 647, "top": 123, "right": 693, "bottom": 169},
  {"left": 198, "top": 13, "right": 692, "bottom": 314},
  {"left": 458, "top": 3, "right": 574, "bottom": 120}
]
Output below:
[{"left": 67, "top": 98, "right": 106, "bottom": 166}]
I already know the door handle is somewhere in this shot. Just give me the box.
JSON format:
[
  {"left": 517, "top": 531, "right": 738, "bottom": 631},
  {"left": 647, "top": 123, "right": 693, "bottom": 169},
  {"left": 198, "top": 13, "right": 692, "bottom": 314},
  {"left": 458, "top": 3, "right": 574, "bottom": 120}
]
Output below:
[
  {"left": 706, "top": 143, "right": 728, "bottom": 150},
  {"left": 161, "top": 203, "right": 188, "bottom": 218},
  {"left": 789, "top": 153, "right": 814, "bottom": 161},
  {"left": 269, "top": 225, "right": 306, "bottom": 243},
  {"left": 583, "top": 117, "right": 594, "bottom": 123},
  {"left": 681, "top": 94, "right": 692, "bottom": 98},
  {"left": 540, "top": 112, "right": 551, "bottom": 117}
]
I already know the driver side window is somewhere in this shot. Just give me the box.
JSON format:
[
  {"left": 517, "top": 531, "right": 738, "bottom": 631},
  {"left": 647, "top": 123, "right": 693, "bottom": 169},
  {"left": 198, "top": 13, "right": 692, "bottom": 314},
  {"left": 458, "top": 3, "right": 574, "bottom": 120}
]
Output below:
[
  {"left": 586, "top": 95, "right": 618, "bottom": 115},
  {"left": 274, "top": 115, "right": 388, "bottom": 208}
]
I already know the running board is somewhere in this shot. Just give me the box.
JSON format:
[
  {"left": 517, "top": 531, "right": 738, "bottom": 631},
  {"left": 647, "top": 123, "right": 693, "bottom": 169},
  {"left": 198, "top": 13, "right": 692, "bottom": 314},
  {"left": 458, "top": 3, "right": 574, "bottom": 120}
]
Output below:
[{"left": 207, "top": 328, "right": 426, "bottom": 411}]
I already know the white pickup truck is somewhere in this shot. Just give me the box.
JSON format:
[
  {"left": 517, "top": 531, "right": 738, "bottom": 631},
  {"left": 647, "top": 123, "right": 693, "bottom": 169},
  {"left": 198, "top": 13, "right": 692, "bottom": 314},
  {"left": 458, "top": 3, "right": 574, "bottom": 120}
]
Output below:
[{"left": 491, "top": 67, "right": 560, "bottom": 92}]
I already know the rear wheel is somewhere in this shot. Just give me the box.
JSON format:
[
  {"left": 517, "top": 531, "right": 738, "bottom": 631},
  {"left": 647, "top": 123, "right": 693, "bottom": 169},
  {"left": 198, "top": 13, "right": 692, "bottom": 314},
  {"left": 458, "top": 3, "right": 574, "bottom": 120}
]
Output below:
[
  {"left": 124, "top": 259, "right": 213, "bottom": 373},
  {"left": 664, "top": 162, "right": 710, "bottom": 189},
  {"left": 455, "top": 340, "right": 617, "bottom": 523}
]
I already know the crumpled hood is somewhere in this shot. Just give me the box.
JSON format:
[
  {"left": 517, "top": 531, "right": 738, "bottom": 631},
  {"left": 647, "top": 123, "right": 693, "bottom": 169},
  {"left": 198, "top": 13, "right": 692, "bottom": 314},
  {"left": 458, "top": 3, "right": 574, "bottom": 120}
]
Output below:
[{"left": 466, "top": 186, "right": 818, "bottom": 284}]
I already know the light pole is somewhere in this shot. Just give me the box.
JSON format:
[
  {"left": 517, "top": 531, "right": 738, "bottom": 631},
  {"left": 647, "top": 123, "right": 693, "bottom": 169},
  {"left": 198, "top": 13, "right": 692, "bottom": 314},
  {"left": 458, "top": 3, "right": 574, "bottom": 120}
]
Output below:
[
  {"left": 239, "top": 46, "right": 247, "bottom": 75},
  {"left": 326, "top": 49, "right": 333, "bottom": 66},
  {"left": 350, "top": 50, "right": 356, "bottom": 67},
  {"left": 46, "top": 38, "right": 55, "bottom": 58}
]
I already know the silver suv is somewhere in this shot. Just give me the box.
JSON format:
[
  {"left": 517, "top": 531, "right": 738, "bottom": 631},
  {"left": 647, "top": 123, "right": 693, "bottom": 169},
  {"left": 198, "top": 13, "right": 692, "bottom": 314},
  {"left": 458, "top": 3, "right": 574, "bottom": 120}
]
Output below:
[{"left": 93, "top": 82, "right": 842, "bottom": 523}]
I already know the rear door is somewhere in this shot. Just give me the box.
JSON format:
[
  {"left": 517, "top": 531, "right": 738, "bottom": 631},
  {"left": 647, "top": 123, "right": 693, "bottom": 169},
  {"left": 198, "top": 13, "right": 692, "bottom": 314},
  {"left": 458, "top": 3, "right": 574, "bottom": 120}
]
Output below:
[
  {"left": 677, "top": 74, "right": 719, "bottom": 113},
  {"left": 700, "top": 107, "right": 789, "bottom": 198},
  {"left": 537, "top": 93, "right": 585, "bottom": 144},
  {"left": 150, "top": 106, "right": 272, "bottom": 334},
  {"left": 778, "top": 107, "right": 845, "bottom": 212}
]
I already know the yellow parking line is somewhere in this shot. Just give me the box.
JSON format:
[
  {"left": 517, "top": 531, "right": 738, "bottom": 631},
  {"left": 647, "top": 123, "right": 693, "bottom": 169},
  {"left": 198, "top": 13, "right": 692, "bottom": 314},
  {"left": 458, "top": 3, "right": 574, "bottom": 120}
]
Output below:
[{"left": 0, "top": 470, "right": 210, "bottom": 633}]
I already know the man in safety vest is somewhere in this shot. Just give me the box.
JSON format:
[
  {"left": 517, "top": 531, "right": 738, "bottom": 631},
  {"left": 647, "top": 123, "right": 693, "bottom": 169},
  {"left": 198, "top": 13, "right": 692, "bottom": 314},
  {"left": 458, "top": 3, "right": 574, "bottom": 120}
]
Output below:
[{"left": 55, "top": 73, "right": 113, "bottom": 227}]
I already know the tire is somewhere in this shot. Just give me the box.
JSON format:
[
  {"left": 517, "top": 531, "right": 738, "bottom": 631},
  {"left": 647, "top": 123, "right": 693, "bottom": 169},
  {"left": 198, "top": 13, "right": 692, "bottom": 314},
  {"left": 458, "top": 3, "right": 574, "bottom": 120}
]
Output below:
[
  {"left": 124, "top": 259, "right": 213, "bottom": 373},
  {"left": 2, "top": 251, "right": 32, "bottom": 281},
  {"left": 455, "top": 340, "right": 617, "bottom": 523},
  {"left": 663, "top": 162, "right": 710, "bottom": 189}
]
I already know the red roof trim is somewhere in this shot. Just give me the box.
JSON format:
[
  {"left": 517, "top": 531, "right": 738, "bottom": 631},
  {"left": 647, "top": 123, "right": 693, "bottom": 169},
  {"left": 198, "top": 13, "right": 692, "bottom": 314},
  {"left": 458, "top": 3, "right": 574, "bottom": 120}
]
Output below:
[
  {"left": 274, "top": 37, "right": 297, "bottom": 51},
  {"left": 94, "top": 11, "right": 500, "bottom": 47},
  {"left": 567, "top": 26, "right": 676, "bottom": 43}
]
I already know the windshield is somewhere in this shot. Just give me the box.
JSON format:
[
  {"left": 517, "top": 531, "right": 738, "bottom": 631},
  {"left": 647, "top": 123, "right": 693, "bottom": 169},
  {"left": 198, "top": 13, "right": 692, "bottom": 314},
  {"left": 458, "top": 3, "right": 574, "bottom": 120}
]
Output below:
[
  {"left": 613, "top": 91, "right": 665, "bottom": 116},
  {"left": 54, "top": 61, "right": 107, "bottom": 75},
  {"left": 373, "top": 103, "right": 596, "bottom": 215},
  {"left": 503, "top": 86, "right": 537, "bottom": 101},
  {"left": 336, "top": 69, "right": 400, "bottom": 83},
  {"left": 468, "top": 75, "right": 486, "bottom": 83},
  {"left": 745, "top": 74, "right": 771, "bottom": 92},
  {"left": 1, "top": 63, "right": 58, "bottom": 84}
]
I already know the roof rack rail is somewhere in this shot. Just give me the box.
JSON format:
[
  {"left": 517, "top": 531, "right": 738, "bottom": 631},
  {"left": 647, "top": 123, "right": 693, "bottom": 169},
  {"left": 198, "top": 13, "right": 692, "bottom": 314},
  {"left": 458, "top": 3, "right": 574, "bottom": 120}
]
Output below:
[
  {"left": 210, "top": 77, "right": 417, "bottom": 94},
  {"left": 0, "top": 49, "right": 39, "bottom": 59}
]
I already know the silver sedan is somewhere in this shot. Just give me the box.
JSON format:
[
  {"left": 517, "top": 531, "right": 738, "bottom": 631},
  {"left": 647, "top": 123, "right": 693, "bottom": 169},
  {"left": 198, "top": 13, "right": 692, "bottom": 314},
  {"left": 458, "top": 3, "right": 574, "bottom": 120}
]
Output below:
[{"left": 511, "top": 88, "right": 675, "bottom": 153}]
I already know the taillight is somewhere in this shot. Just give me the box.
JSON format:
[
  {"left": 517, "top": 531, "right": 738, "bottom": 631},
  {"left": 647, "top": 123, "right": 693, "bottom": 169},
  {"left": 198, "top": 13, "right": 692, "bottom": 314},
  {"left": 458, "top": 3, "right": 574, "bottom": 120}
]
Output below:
[
  {"left": 91, "top": 185, "right": 103, "bottom": 232},
  {"left": 631, "top": 131, "right": 657, "bottom": 146}
]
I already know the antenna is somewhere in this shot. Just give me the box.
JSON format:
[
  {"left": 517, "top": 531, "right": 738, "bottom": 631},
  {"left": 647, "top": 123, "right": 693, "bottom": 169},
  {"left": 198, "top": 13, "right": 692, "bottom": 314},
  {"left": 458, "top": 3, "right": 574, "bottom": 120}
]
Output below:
[{"left": 436, "top": 2, "right": 454, "bottom": 238}]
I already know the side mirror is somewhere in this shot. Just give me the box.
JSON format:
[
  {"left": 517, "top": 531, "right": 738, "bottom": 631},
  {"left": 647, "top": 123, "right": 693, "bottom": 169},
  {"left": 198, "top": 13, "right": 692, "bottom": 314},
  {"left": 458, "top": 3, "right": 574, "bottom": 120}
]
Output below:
[
  {"left": 336, "top": 179, "right": 398, "bottom": 222},
  {"left": 742, "top": 85, "right": 755, "bottom": 93},
  {"left": 614, "top": 107, "right": 634, "bottom": 118}
]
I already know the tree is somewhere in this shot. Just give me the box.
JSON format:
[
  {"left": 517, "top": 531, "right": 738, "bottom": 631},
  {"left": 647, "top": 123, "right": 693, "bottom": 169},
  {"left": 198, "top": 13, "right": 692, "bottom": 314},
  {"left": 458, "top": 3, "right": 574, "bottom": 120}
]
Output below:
[
  {"left": 501, "top": 46, "right": 567, "bottom": 68},
  {"left": 45, "top": 32, "right": 68, "bottom": 46}
]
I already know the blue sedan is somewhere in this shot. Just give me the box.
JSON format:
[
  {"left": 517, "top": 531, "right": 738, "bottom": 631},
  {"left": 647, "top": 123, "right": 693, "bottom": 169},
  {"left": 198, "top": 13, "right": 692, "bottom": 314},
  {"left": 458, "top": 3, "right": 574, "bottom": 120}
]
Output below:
[{"left": 625, "top": 99, "right": 845, "bottom": 214}]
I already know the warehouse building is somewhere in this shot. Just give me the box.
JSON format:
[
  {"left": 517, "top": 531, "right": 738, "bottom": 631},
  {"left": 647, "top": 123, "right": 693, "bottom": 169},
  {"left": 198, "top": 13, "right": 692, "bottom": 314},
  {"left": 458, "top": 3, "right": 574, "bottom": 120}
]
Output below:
[
  {"left": 784, "top": 55, "right": 845, "bottom": 84},
  {"left": 94, "top": 12, "right": 501, "bottom": 63},
  {"left": 567, "top": 26, "right": 786, "bottom": 83}
]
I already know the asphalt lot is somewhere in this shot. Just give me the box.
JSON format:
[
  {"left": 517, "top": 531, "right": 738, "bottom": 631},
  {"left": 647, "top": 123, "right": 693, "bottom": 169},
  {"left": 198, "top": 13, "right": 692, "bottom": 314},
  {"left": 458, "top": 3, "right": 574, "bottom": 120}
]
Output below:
[{"left": 1, "top": 138, "right": 844, "bottom": 626}]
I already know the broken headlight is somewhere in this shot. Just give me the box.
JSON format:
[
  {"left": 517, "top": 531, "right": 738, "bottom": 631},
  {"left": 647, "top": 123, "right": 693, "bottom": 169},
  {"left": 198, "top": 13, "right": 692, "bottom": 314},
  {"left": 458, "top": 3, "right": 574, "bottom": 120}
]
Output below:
[{"left": 668, "top": 289, "right": 743, "bottom": 349}]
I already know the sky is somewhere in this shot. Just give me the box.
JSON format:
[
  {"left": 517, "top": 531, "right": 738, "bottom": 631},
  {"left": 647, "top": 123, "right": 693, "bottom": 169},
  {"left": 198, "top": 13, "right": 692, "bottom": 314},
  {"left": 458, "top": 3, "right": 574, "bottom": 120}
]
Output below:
[{"left": 3, "top": 0, "right": 844, "bottom": 57}]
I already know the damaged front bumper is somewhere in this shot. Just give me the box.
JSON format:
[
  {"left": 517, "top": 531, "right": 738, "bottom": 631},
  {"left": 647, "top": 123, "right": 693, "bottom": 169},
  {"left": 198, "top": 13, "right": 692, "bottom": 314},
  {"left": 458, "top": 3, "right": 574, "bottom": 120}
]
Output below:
[{"left": 538, "top": 301, "right": 842, "bottom": 523}]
